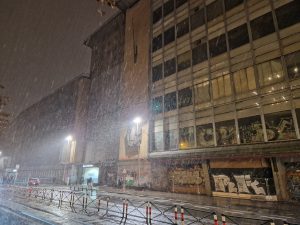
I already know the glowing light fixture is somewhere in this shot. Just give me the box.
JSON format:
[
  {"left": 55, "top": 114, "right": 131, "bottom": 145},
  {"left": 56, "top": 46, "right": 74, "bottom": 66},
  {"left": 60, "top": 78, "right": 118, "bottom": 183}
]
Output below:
[{"left": 65, "top": 135, "right": 73, "bottom": 142}]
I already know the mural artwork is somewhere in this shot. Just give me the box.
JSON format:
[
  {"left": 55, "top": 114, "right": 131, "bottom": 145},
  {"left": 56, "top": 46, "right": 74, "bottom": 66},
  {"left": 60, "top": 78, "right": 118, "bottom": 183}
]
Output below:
[
  {"left": 286, "top": 162, "right": 300, "bottom": 201},
  {"left": 125, "top": 124, "right": 142, "bottom": 155},
  {"left": 216, "top": 120, "right": 237, "bottom": 145},
  {"left": 239, "top": 116, "right": 264, "bottom": 143},
  {"left": 210, "top": 168, "right": 276, "bottom": 195},
  {"left": 196, "top": 124, "right": 214, "bottom": 147}
]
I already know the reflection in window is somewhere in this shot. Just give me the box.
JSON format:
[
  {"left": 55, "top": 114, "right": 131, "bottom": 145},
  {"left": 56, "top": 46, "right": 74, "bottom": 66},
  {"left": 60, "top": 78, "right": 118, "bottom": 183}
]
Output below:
[
  {"left": 165, "top": 129, "right": 178, "bottom": 149},
  {"left": 264, "top": 111, "right": 296, "bottom": 141},
  {"left": 178, "top": 87, "right": 192, "bottom": 108},
  {"left": 206, "top": 0, "right": 223, "bottom": 22},
  {"left": 164, "top": 92, "right": 177, "bottom": 111},
  {"left": 164, "top": 27, "right": 175, "bottom": 46},
  {"left": 152, "top": 96, "right": 163, "bottom": 114},
  {"left": 257, "top": 58, "right": 284, "bottom": 87},
  {"left": 179, "top": 127, "right": 195, "bottom": 149},
  {"left": 285, "top": 51, "right": 300, "bottom": 79},
  {"left": 176, "top": 0, "right": 187, "bottom": 8},
  {"left": 212, "top": 74, "right": 232, "bottom": 99},
  {"left": 153, "top": 131, "right": 163, "bottom": 151},
  {"left": 216, "top": 120, "right": 237, "bottom": 145},
  {"left": 209, "top": 34, "right": 227, "bottom": 57},
  {"left": 190, "top": 7, "right": 205, "bottom": 30},
  {"left": 250, "top": 12, "right": 275, "bottom": 40},
  {"left": 163, "top": 0, "right": 174, "bottom": 17},
  {"left": 196, "top": 124, "right": 214, "bottom": 147},
  {"left": 192, "top": 40, "right": 207, "bottom": 65},
  {"left": 228, "top": 24, "right": 249, "bottom": 50},
  {"left": 233, "top": 67, "right": 256, "bottom": 94},
  {"left": 177, "top": 51, "right": 191, "bottom": 71},
  {"left": 176, "top": 18, "right": 190, "bottom": 38},
  {"left": 152, "top": 34, "right": 162, "bottom": 52},
  {"left": 153, "top": 7, "right": 162, "bottom": 24},
  {"left": 238, "top": 115, "right": 264, "bottom": 143},
  {"left": 194, "top": 81, "right": 210, "bottom": 104},
  {"left": 276, "top": 1, "right": 300, "bottom": 30},
  {"left": 152, "top": 63, "right": 163, "bottom": 82},
  {"left": 164, "top": 58, "right": 176, "bottom": 77},
  {"left": 224, "top": 0, "right": 244, "bottom": 11}
]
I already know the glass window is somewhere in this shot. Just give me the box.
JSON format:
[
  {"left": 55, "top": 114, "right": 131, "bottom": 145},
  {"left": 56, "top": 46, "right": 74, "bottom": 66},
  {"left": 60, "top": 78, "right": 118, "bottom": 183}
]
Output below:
[
  {"left": 163, "top": 0, "right": 174, "bottom": 17},
  {"left": 212, "top": 74, "right": 232, "bottom": 99},
  {"left": 152, "top": 96, "right": 163, "bottom": 114},
  {"left": 224, "top": 0, "right": 244, "bottom": 11},
  {"left": 228, "top": 24, "right": 249, "bottom": 50},
  {"left": 233, "top": 67, "right": 256, "bottom": 94},
  {"left": 176, "top": 0, "right": 187, "bottom": 8},
  {"left": 176, "top": 18, "right": 189, "bottom": 38},
  {"left": 206, "top": 0, "right": 223, "bottom": 22},
  {"left": 257, "top": 58, "right": 284, "bottom": 87},
  {"left": 164, "top": 91, "right": 177, "bottom": 111},
  {"left": 264, "top": 111, "right": 296, "bottom": 141},
  {"left": 152, "top": 34, "right": 162, "bottom": 52},
  {"left": 153, "top": 131, "right": 163, "bottom": 151},
  {"left": 177, "top": 51, "right": 191, "bottom": 71},
  {"left": 178, "top": 87, "right": 193, "bottom": 108},
  {"left": 216, "top": 120, "right": 237, "bottom": 145},
  {"left": 152, "top": 63, "right": 163, "bottom": 82},
  {"left": 165, "top": 129, "right": 178, "bottom": 149},
  {"left": 250, "top": 12, "right": 275, "bottom": 40},
  {"left": 190, "top": 7, "right": 205, "bottom": 30},
  {"left": 196, "top": 124, "right": 214, "bottom": 147},
  {"left": 285, "top": 51, "right": 300, "bottom": 79},
  {"left": 179, "top": 127, "right": 195, "bottom": 149},
  {"left": 194, "top": 81, "right": 210, "bottom": 104},
  {"left": 164, "top": 58, "right": 176, "bottom": 77},
  {"left": 164, "top": 27, "right": 175, "bottom": 46},
  {"left": 153, "top": 7, "right": 162, "bottom": 24},
  {"left": 192, "top": 40, "right": 207, "bottom": 65},
  {"left": 276, "top": 1, "right": 300, "bottom": 30},
  {"left": 209, "top": 34, "right": 227, "bottom": 57},
  {"left": 238, "top": 115, "right": 264, "bottom": 143}
]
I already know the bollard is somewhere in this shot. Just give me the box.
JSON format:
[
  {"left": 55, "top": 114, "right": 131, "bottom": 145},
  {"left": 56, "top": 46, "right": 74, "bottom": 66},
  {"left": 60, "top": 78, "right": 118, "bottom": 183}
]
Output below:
[
  {"left": 125, "top": 199, "right": 128, "bottom": 219},
  {"left": 149, "top": 202, "right": 152, "bottom": 224},
  {"left": 181, "top": 207, "right": 184, "bottom": 225},
  {"left": 174, "top": 206, "right": 178, "bottom": 225},
  {"left": 146, "top": 202, "right": 149, "bottom": 223},
  {"left": 97, "top": 198, "right": 101, "bottom": 212},
  {"left": 221, "top": 214, "right": 226, "bottom": 225},
  {"left": 82, "top": 196, "right": 85, "bottom": 209},
  {"left": 85, "top": 195, "right": 88, "bottom": 209},
  {"left": 213, "top": 212, "right": 218, "bottom": 225},
  {"left": 106, "top": 197, "right": 110, "bottom": 215},
  {"left": 283, "top": 221, "right": 289, "bottom": 225},
  {"left": 50, "top": 189, "right": 53, "bottom": 202}
]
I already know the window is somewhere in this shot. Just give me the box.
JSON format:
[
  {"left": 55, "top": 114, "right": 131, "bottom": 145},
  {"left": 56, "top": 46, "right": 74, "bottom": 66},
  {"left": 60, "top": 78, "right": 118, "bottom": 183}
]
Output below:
[
  {"left": 238, "top": 115, "right": 264, "bottom": 143},
  {"left": 176, "top": 0, "right": 187, "bottom": 8},
  {"left": 233, "top": 67, "right": 256, "bottom": 95},
  {"left": 206, "top": 0, "right": 223, "bottom": 22},
  {"left": 209, "top": 34, "right": 227, "bottom": 57},
  {"left": 264, "top": 111, "right": 296, "bottom": 141},
  {"left": 190, "top": 7, "right": 205, "bottom": 30},
  {"left": 285, "top": 51, "right": 300, "bottom": 79},
  {"left": 153, "top": 7, "right": 162, "bottom": 24},
  {"left": 152, "top": 34, "right": 162, "bottom": 52},
  {"left": 165, "top": 129, "right": 178, "bottom": 149},
  {"left": 224, "top": 0, "right": 244, "bottom": 11},
  {"left": 257, "top": 58, "right": 284, "bottom": 87},
  {"left": 276, "top": 1, "right": 300, "bottom": 30},
  {"left": 152, "top": 96, "right": 163, "bottom": 114},
  {"left": 152, "top": 64, "right": 163, "bottom": 82},
  {"left": 250, "top": 12, "right": 275, "bottom": 40},
  {"left": 164, "top": 27, "right": 175, "bottom": 46},
  {"left": 228, "top": 24, "right": 249, "bottom": 50},
  {"left": 177, "top": 51, "right": 191, "bottom": 71},
  {"left": 176, "top": 18, "right": 189, "bottom": 38},
  {"left": 153, "top": 131, "right": 163, "bottom": 151},
  {"left": 164, "top": 58, "right": 176, "bottom": 77},
  {"left": 194, "top": 81, "right": 210, "bottom": 104},
  {"left": 211, "top": 74, "right": 232, "bottom": 99},
  {"left": 196, "top": 124, "right": 214, "bottom": 147},
  {"left": 178, "top": 87, "right": 192, "bottom": 108},
  {"left": 216, "top": 120, "right": 237, "bottom": 145},
  {"left": 192, "top": 40, "right": 207, "bottom": 65},
  {"left": 164, "top": 92, "right": 177, "bottom": 111},
  {"left": 179, "top": 127, "right": 195, "bottom": 149},
  {"left": 163, "top": 0, "right": 174, "bottom": 17}
]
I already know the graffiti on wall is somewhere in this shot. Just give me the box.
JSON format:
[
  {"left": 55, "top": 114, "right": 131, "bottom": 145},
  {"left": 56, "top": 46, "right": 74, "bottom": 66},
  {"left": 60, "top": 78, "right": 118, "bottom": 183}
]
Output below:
[
  {"left": 286, "top": 162, "right": 300, "bottom": 201},
  {"left": 216, "top": 120, "right": 237, "bottom": 145},
  {"left": 239, "top": 116, "right": 264, "bottom": 143},
  {"left": 210, "top": 168, "right": 276, "bottom": 195}
]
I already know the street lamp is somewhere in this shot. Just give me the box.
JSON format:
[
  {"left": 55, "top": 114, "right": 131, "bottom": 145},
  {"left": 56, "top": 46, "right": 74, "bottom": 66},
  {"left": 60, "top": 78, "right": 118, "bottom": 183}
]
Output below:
[
  {"left": 65, "top": 135, "right": 73, "bottom": 142},
  {"left": 133, "top": 117, "right": 142, "bottom": 186}
]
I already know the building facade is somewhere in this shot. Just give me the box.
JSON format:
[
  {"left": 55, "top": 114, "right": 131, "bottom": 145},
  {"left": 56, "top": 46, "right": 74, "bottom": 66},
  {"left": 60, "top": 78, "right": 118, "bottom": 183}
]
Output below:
[{"left": 149, "top": 0, "right": 300, "bottom": 201}]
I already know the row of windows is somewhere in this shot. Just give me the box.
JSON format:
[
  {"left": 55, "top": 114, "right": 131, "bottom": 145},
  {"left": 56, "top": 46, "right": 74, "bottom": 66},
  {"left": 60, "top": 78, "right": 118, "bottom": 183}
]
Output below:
[
  {"left": 152, "top": 0, "right": 300, "bottom": 52},
  {"left": 152, "top": 109, "right": 300, "bottom": 151},
  {"left": 153, "top": 0, "right": 244, "bottom": 25}
]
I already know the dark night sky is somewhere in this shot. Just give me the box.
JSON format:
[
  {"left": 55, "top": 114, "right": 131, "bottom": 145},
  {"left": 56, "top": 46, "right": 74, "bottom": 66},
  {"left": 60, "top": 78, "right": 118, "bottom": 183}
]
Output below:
[{"left": 0, "top": 0, "right": 118, "bottom": 118}]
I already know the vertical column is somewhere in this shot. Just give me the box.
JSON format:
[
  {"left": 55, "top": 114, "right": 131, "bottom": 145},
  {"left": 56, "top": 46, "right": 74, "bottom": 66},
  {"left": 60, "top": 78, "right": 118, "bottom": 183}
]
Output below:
[
  {"left": 271, "top": 158, "right": 289, "bottom": 201},
  {"left": 202, "top": 160, "right": 212, "bottom": 196}
]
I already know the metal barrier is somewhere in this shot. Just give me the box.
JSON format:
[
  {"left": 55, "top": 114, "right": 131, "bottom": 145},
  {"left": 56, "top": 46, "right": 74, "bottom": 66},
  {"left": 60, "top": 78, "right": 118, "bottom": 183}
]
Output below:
[{"left": 0, "top": 185, "right": 298, "bottom": 225}]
